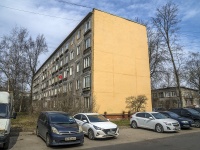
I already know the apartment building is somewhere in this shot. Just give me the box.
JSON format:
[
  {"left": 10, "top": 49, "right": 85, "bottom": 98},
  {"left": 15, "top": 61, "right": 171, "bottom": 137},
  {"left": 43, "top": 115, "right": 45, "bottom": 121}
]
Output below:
[
  {"left": 152, "top": 87, "right": 200, "bottom": 109},
  {"left": 32, "top": 9, "right": 152, "bottom": 114}
]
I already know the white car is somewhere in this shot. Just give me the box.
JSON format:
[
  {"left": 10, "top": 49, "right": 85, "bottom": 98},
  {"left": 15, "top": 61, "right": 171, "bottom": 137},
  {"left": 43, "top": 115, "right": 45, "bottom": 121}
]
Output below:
[
  {"left": 74, "top": 113, "right": 119, "bottom": 140},
  {"left": 130, "top": 112, "right": 180, "bottom": 133}
]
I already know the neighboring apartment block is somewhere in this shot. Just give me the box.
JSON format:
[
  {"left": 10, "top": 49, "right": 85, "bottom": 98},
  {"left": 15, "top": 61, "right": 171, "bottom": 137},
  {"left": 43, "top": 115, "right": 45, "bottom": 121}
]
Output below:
[
  {"left": 32, "top": 9, "right": 152, "bottom": 114},
  {"left": 152, "top": 87, "right": 200, "bottom": 109}
]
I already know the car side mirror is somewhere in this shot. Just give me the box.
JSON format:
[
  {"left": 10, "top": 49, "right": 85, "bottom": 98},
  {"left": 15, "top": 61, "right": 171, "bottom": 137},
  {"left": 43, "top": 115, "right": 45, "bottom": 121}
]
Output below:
[
  {"left": 11, "top": 112, "right": 17, "bottom": 119},
  {"left": 187, "top": 113, "right": 191, "bottom": 116},
  {"left": 149, "top": 117, "right": 154, "bottom": 120},
  {"left": 83, "top": 120, "right": 88, "bottom": 123}
]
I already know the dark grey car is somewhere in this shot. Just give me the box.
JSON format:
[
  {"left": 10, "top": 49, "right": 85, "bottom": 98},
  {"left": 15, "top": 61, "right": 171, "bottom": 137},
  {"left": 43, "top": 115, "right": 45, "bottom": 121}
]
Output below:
[{"left": 36, "top": 111, "right": 84, "bottom": 147}]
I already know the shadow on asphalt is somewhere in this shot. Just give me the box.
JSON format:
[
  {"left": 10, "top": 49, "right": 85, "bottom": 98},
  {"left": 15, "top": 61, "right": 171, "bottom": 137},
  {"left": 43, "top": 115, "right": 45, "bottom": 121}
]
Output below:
[
  {"left": 8, "top": 127, "right": 22, "bottom": 150},
  {"left": 135, "top": 126, "right": 195, "bottom": 134}
]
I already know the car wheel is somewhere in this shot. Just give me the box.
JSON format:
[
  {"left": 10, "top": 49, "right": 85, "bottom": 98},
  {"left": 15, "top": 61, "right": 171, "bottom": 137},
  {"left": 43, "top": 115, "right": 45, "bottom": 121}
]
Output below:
[
  {"left": 88, "top": 129, "right": 95, "bottom": 140},
  {"left": 131, "top": 121, "right": 138, "bottom": 129},
  {"left": 3, "top": 137, "right": 10, "bottom": 150},
  {"left": 46, "top": 133, "right": 51, "bottom": 147},
  {"left": 155, "top": 124, "right": 164, "bottom": 133},
  {"left": 36, "top": 127, "right": 39, "bottom": 137},
  {"left": 194, "top": 120, "right": 200, "bottom": 128}
]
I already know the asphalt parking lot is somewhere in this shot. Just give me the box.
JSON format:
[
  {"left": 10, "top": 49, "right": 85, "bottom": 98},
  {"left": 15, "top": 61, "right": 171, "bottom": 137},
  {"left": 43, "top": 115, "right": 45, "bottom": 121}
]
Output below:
[{"left": 8, "top": 127, "right": 200, "bottom": 150}]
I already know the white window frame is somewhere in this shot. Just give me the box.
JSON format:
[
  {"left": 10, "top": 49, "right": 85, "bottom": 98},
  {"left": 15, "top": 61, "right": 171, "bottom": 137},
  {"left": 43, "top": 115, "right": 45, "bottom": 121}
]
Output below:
[
  {"left": 84, "top": 57, "right": 90, "bottom": 68},
  {"left": 85, "top": 20, "right": 91, "bottom": 32},
  {"left": 77, "top": 30, "right": 81, "bottom": 39},
  {"left": 83, "top": 75, "right": 90, "bottom": 88},
  {"left": 76, "top": 80, "right": 80, "bottom": 90},
  {"left": 84, "top": 97, "right": 90, "bottom": 108},
  {"left": 76, "top": 62, "right": 80, "bottom": 73},
  {"left": 70, "top": 51, "right": 74, "bottom": 60},
  {"left": 77, "top": 45, "right": 80, "bottom": 55},
  {"left": 85, "top": 38, "right": 91, "bottom": 49},
  {"left": 69, "top": 67, "right": 73, "bottom": 76}
]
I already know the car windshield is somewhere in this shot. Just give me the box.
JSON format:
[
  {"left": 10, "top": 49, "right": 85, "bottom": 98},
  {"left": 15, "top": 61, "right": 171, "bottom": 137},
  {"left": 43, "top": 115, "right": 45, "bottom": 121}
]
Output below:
[
  {"left": 50, "top": 113, "right": 76, "bottom": 124},
  {"left": 167, "top": 112, "right": 180, "bottom": 118},
  {"left": 0, "top": 104, "right": 8, "bottom": 118},
  {"left": 151, "top": 113, "right": 168, "bottom": 119},
  {"left": 186, "top": 108, "right": 200, "bottom": 115},
  {"left": 87, "top": 115, "right": 108, "bottom": 122}
]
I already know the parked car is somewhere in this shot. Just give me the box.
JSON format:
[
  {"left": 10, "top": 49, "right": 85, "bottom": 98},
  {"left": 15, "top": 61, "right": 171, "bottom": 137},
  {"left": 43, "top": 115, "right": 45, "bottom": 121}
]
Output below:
[
  {"left": 160, "top": 111, "right": 195, "bottom": 129},
  {"left": 169, "top": 108, "right": 200, "bottom": 128},
  {"left": 74, "top": 113, "right": 119, "bottom": 140},
  {"left": 130, "top": 112, "right": 180, "bottom": 133},
  {"left": 191, "top": 107, "right": 200, "bottom": 113},
  {"left": 36, "top": 111, "right": 84, "bottom": 147},
  {"left": 152, "top": 107, "right": 166, "bottom": 112}
]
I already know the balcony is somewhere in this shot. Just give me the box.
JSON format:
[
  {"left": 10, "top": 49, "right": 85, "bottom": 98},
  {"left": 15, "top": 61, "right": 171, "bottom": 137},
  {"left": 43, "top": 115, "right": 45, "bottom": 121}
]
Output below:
[{"left": 83, "top": 47, "right": 91, "bottom": 55}]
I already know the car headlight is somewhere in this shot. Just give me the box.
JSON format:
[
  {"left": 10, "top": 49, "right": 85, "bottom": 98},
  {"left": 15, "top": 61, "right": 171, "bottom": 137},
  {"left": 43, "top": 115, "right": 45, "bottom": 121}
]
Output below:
[
  {"left": 51, "top": 127, "right": 60, "bottom": 135},
  {"left": 181, "top": 121, "right": 189, "bottom": 124},
  {"left": 93, "top": 125, "right": 102, "bottom": 130},
  {"left": 163, "top": 122, "right": 172, "bottom": 126},
  {"left": 79, "top": 126, "right": 83, "bottom": 133},
  {"left": 0, "top": 130, "right": 6, "bottom": 135}
]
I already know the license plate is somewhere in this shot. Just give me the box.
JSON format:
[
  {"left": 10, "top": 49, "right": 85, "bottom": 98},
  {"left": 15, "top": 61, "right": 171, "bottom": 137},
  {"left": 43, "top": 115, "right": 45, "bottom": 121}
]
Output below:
[
  {"left": 65, "top": 137, "right": 76, "bottom": 141},
  {"left": 175, "top": 127, "right": 179, "bottom": 130},
  {"left": 107, "top": 131, "right": 115, "bottom": 135}
]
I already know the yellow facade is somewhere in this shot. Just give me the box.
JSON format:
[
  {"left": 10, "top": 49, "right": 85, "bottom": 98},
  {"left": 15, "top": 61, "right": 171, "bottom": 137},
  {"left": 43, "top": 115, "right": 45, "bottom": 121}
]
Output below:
[{"left": 92, "top": 9, "right": 152, "bottom": 113}]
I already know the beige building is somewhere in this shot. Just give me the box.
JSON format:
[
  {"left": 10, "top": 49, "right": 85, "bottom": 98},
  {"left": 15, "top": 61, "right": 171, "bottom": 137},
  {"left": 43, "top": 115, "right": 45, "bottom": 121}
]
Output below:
[
  {"left": 33, "top": 9, "right": 152, "bottom": 114},
  {"left": 152, "top": 87, "right": 200, "bottom": 109}
]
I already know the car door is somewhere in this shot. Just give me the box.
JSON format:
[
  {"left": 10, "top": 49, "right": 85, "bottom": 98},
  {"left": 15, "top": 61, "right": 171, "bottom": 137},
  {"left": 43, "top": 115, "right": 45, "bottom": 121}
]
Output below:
[
  {"left": 135, "top": 113, "right": 145, "bottom": 127},
  {"left": 38, "top": 113, "right": 47, "bottom": 139},
  {"left": 74, "top": 114, "right": 82, "bottom": 126},
  {"left": 143, "top": 113, "right": 156, "bottom": 129},
  {"left": 181, "top": 109, "right": 191, "bottom": 119},
  {"left": 81, "top": 115, "right": 90, "bottom": 134}
]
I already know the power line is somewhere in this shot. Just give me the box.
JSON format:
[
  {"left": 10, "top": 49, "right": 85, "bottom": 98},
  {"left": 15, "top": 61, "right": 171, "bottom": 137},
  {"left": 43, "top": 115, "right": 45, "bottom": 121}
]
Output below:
[
  {"left": 55, "top": 0, "right": 93, "bottom": 9},
  {"left": 0, "top": 4, "right": 80, "bottom": 21}
]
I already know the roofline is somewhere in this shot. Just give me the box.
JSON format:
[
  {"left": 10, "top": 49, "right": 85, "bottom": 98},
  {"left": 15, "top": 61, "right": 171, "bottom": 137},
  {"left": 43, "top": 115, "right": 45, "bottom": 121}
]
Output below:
[
  {"left": 34, "top": 8, "right": 146, "bottom": 77},
  {"left": 93, "top": 8, "right": 146, "bottom": 27},
  {"left": 34, "top": 11, "right": 93, "bottom": 76}
]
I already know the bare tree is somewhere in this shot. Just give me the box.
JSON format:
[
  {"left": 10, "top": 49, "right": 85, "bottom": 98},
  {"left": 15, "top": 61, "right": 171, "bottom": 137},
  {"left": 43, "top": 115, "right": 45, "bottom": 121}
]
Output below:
[
  {"left": 126, "top": 95, "right": 147, "bottom": 113},
  {"left": 184, "top": 52, "right": 200, "bottom": 91},
  {"left": 25, "top": 35, "right": 48, "bottom": 113},
  {"left": 0, "top": 26, "right": 48, "bottom": 112},
  {"left": 152, "top": 2, "right": 183, "bottom": 107}
]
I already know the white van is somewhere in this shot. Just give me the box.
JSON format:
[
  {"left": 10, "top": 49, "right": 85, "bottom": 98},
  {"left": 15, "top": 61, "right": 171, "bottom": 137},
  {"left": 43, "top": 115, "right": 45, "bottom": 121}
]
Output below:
[{"left": 0, "top": 91, "right": 17, "bottom": 149}]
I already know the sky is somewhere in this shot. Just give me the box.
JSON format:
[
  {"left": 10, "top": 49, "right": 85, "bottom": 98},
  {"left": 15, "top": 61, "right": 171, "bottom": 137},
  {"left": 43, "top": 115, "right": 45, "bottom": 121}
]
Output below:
[{"left": 0, "top": 0, "right": 200, "bottom": 68}]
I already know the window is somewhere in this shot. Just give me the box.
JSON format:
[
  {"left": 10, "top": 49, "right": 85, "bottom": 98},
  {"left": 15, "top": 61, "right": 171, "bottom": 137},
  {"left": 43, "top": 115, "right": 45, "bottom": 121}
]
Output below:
[
  {"left": 64, "top": 71, "right": 67, "bottom": 78},
  {"left": 84, "top": 97, "right": 90, "bottom": 108},
  {"left": 83, "top": 75, "right": 90, "bottom": 88},
  {"left": 71, "top": 37, "right": 74, "bottom": 45},
  {"left": 76, "top": 80, "right": 80, "bottom": 90},
  {"left": 85, "top": 38, "right": 91, "bottom": 49},
  {"left": 69, "top": 82, "right": 72, "bottom": 91},
  {"left": 77, "top": 30, "right": 81, "bottom": 39},
  {"left": 70, "top": 51, "right": 74, "bottom": 60},
  {"left": 159, "top": 92, "right": 164, "bottom": 98},
  {"left": 66, "top": 43, "right": 69, "bottom": 49},
  {"left": 69, "top": 67, "right": 73, "bottom": 76},
  {"left": 83, "top": 57, "right": 90, "bottom": 68},
  {"left": 74, "top": 114, "right": 81, "bottom": 120},
  {"left": 153, "top": 93, "right": 157, "bottom": 98},
  {"left": 136, "top": 113, "right": 145, "bottom": 118},
  {"left": 77, "top": 45, "right": 80, "bottom": 55},
  {"left": 65, "top": 55, "right": 68, "bottom": 64},
  {"left": 145, "top": 113, "right": 152, "bottom": 118},
  {"left": 85, "top": 20, "right": 91, "bottom": 32},
  {"left": 171, "top": 91, "right": 176, "bottom": 97},
  {"left": 76, "top": 63, "right": 80, "bottom": 72}
]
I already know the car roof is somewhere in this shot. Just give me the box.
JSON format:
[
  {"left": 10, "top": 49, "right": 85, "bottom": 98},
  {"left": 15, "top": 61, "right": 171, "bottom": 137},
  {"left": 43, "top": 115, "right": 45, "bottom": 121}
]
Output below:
[
  {"left": 136, "top": 112, "right": 159, "bottom": 114},
  {"left": 76, "top": 113, "right": 100, "bottom": 115},
  {"left": 41, "top": 111, "right": 69, "bottom": 115}
]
